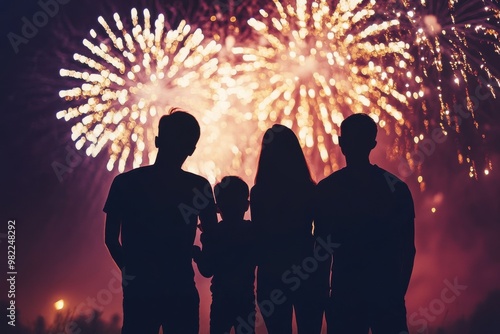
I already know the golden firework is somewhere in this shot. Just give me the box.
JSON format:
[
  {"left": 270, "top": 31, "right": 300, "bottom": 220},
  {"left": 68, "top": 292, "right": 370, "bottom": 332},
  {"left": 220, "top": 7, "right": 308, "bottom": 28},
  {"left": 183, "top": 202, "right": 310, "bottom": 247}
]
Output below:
[
  {"left": 234, "top": 0, "right": 420, "bottom": 176},
  {"left": 57, "top": 8, "right": 221, "bottom": 173}
]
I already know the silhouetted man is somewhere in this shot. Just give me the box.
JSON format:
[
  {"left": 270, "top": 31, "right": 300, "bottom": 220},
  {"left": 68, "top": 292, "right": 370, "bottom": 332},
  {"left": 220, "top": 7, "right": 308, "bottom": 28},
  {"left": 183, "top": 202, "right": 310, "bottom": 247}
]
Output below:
[
  {"left": 104, "top": 110, "right": 217, "bottom": 334},
  {"left": 315, "top": 113, "right": 416, "bottom": 334}
]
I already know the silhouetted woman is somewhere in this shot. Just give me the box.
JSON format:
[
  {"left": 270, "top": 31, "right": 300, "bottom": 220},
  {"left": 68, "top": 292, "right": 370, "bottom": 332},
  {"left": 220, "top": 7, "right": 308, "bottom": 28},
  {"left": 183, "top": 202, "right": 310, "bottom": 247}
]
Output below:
[{"left": 250, "top": 124, "right": 327, "bottom": 333}]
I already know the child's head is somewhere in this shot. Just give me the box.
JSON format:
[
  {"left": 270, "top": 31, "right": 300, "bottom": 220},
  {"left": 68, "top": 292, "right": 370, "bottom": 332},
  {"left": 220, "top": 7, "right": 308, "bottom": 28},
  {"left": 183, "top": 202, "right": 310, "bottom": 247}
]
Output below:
[{"left": 215, "top": 176, "right": 249, "bottom": 220}]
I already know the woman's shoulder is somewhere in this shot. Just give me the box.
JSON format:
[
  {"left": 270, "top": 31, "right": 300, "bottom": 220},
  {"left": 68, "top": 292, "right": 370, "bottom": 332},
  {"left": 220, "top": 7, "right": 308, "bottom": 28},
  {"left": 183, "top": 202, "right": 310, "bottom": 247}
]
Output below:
[
  {"left": 250, "top": 184, "right": 264, "bottom": 199},
  {"left": 250, "top": 182, "right": 282, "bottom": 198},
  {"left": 251, "top": 181, "right": 315, "bottom": 206}
]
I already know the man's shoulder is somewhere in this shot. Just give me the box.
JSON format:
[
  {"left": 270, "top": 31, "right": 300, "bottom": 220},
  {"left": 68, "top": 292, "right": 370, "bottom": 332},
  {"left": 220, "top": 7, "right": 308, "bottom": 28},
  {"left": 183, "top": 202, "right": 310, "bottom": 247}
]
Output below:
[
  {"left": 117, "top": 167, "right": 209, "bottom": 185},
  {"left": 112, "top": 166, "right": 152, "bottom": 184},
  {"left": 317, "top": 168, "right": 349, "bottom": 189},
  {"left": 373, "top": 165, "right": 402, "bottom": 180},
  {"left": 180, "top": 170, "right": 210, "bottom": 186},
  {"left": 373, "top": 165, "right": 411, "bottom": 193}
]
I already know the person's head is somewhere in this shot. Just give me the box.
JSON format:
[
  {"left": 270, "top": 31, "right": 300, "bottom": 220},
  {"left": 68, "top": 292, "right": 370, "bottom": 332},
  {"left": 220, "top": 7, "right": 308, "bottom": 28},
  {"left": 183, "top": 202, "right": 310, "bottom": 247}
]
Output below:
[
  {"left": 339, "top": 113, "right": 378, "bottom": 161},
  {"left": 155, "top": 108, "right": 200, "bottom": 166},
  {"left": 255, "top": 124, "right": 314, "bottom": 185},
  {"left": 215, "top": 176, "right": 249, "bottom": 221}
]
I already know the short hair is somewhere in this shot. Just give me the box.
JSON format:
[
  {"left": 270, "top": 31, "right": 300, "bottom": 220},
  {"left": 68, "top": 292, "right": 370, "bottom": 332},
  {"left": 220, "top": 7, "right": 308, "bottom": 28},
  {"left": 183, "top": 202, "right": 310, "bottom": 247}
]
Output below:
[
  {"left": 215, "top": 176, "right": 249, "bottom": 207},
  {"left": 340, "top": 113, "right": 378, "bottom": 143},
  {"left": 158, "top": 108, "right": 200, "bottom": 151}
]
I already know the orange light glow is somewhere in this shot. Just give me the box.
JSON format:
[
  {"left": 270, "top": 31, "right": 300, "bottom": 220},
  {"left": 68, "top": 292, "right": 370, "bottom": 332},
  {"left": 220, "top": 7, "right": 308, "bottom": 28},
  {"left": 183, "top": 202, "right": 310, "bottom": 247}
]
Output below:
[{"left": 54, "top": 299, "right": 64, "bottom": 310}]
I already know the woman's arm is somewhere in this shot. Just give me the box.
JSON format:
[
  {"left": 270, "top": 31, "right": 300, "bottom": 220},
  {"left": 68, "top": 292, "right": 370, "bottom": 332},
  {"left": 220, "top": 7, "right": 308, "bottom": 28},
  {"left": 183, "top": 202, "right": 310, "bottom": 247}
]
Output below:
[{"left": 250, "top": 186, "right": 267, "bottom": 263}]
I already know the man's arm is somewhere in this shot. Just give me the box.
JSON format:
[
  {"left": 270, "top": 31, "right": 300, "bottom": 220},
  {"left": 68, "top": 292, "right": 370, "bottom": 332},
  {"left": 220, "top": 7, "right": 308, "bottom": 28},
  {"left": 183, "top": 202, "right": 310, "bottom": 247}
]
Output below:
[
  {"left": 105, "top": 213, "right": 124, "bottom": 269},
  {"left": 312, "top": 184, "right": 334, "bottom": 293},
  {"left": 312, "top": 183, "right": 332, "bottom": 244},
  {"left": 398, "top": 184, "right": 416, "bottom": 297},
  {"left": 400, "top": 217, "right": 416, "bottom": 297},
  {"left": 198, "top": 180, "right": 218, "bottom": 234}
]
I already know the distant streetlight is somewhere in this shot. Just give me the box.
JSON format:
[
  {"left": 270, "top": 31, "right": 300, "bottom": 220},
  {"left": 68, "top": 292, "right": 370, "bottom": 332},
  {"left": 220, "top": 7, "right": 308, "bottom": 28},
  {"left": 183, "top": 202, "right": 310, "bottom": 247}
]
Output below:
[{"left": 54, "top": 299, "right": 64, "bottom": 311}]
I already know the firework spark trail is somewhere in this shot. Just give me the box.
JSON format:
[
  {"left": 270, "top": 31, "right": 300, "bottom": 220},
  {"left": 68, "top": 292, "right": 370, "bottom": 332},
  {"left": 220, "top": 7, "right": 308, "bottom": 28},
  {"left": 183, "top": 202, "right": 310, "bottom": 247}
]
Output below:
[
  {"left": 186, "top": 0, "right": 272, "bottom": 183},
  {"left": 56, "top": 1, "right": 500, "bottom": 182},
  {"left": 57, "top": 8, "right": 221, "bottom": 173},
  {"left": 233, "top": 0, "right": 421, "bottom": 177},
  {"left": 232, "top": 0, "right": 500, "bottom": 179},
  {"left": 399, "top": 0, "right": 500, "bottom": 179}
]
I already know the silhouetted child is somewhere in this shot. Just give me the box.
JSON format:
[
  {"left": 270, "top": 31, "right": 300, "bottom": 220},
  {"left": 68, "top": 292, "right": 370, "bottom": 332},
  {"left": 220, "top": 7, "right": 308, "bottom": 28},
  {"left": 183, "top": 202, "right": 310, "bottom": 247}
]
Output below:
[{"left": 193, "top": 176, "right": 256, "bottom": 334}]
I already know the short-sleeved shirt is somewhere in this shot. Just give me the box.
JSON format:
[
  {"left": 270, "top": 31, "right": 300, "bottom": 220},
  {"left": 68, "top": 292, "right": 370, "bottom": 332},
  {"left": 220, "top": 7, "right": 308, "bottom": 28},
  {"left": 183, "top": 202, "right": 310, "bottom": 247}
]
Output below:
[
  {"left": 103, "top": 165, "right": 217, "bottom": 297},
  {"left": 201, "top": 220, "right": 256, "bottom": 299},
  {"left": 315, "top": 164, "right": 415, "bottom": 298}
]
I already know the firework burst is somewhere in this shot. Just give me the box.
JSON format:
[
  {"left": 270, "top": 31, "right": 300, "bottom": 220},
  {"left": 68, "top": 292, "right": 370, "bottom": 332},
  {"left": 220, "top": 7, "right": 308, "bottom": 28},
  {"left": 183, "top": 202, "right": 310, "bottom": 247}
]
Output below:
[
  {"left": 57, "top": 8, "right": 221, "bottom": 173},
  {"left": 234, "top": 0, "right": 421, "bottom": 176},
  {"left": 399, "top": 0, "right": 500, "bottom": 178},
  {"left": 56, "top": 1, "right": 500, "bottom": 182},
  {"left": 233, "top": 0, "right": 500, "bottom": 179}
]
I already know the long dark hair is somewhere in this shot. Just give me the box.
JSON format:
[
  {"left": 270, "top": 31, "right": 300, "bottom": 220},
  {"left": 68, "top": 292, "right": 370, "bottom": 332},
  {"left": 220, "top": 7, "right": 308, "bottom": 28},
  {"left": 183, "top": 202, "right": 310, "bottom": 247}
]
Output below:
[{"left": 255, "top": 124, "right": 315, "bottom": 186}]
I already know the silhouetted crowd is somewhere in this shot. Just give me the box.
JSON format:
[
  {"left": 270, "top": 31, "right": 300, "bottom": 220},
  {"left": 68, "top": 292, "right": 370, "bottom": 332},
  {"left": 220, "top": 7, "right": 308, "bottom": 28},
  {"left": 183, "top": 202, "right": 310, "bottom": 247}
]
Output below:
[{"left": 104, "top": 110, "right": 415, "bottom": 334}]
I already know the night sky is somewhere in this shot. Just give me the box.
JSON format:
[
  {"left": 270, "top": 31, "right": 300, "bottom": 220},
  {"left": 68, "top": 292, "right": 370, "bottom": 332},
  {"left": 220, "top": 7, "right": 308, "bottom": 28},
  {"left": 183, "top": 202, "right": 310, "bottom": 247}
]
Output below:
[{"left": 1, "top": 1, "right": 500, "bottom": 333}]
